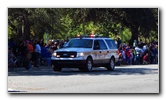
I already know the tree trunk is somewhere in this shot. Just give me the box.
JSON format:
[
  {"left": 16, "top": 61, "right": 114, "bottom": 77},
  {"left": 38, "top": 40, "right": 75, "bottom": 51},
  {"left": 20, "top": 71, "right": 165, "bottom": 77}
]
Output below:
[
  {"left": 82, "top": 19, "right": 85, "bottom": 34},
  {"left": 23, "top": 16, "right": 30, "bottom": 40},
  {"left": 130, "top": 26, "right": 139, "bottom": 46}
]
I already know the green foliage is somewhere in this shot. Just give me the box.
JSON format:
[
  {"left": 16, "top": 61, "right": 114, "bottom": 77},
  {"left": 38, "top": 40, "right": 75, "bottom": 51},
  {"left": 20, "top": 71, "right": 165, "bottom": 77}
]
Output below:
[
  {"left": 8, "top": 8, "right": 158, "bottom": 44},
  {"left": 121, "top": 28, "right": 132, "bottom": 43}
]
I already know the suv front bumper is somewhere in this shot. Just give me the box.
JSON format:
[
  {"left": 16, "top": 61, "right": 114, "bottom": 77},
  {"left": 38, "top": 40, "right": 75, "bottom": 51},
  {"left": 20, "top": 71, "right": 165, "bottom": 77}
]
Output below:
[
  {"left": 51, "top": 56, "right": 87, "bottom": 67},
  {"left": 51, "top": 60, "right": 86, "bottom": 67}
]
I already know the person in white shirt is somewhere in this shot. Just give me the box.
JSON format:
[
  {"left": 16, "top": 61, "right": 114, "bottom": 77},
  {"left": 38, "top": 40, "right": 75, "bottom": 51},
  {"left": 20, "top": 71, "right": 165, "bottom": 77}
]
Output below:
[
  {"left": 34, "top": 40, "right": 41, "bottom": 67},
  {"left": 135, "top": 45, "right": 144, "bottom": 64}
]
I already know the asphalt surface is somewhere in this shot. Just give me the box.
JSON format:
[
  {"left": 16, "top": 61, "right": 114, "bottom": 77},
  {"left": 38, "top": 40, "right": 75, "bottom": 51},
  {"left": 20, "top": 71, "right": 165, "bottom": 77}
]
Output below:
[{"left": 8, "top": 64, "right": 159, "bottom": 93}]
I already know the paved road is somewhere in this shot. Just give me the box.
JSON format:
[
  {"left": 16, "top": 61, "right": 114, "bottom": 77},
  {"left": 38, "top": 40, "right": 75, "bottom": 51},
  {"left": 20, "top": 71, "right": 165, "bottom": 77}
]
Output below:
[{"left": 8, "top": 64, "right": 159, "bottom": 93}]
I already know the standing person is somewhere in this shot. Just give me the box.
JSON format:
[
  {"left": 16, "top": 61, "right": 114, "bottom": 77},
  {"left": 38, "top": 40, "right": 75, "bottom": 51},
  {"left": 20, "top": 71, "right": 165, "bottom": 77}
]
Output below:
[
  {"left": 138, "top": 39, "right": 143, "bottom": 48},
  {"left": 8, "top": 38, "right": 15, "bottom": 49},
  {"left": 150, "top": 45, "right": 155, "bottom": 64},
  {"left": 133, "top": 40, "right": 137, "bottom": 47},
  {"left": 41, "top": 46, "right": 52, "bottom": 66},
  {"left": 26, "top": 40, "right": 34, "bottom": 70},
  {"left": 129, "top": 49, "right": 134, "bottom": 65},
  {"left": 133, "top": 47, "right": 137, "bottom": 65},
  {"left": 117, "top": 38, "right": 121, "bottom": 48},
  {"left": 27, "top": 40, "right": 34, "bottom": 53},
  {"left": 136, "top": 44, "right": 144, "bottom": 65},
  {"left": 122, "top": 46, "right": 126, "bottom": 65},
  {"left": 21, "top": 41, "right": 31, "bottom": 70},
  {"left": 59, "top": 40, "right": 65, "bottom": 48},
  {"left": 40, "top": 39, "right": 44, "bottom": 47},
  {"left": 116, "top": 47, "right": 123, "bottom": 66},
  {"left": 126, "top": 45, "right": 131, "bottom": 65},
  {"left": 155, "top": 45, "right": 158, "bottom": 64},
  {"left": 18, "top": 41, "right": 28, "bottom": 68},
  {"left": 143, "top": 53, "right": 149, "bottom": 64},
  {"left": 34, "top": 40, "right": 41, "bottom": 67}
]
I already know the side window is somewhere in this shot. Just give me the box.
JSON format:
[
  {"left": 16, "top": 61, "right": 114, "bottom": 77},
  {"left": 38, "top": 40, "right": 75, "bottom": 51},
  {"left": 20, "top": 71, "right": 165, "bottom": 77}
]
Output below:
[
  {"left": 106, "top": 40, "right": 117, "bottom": 49},
  {"left": 94, "top": 40, "right": 100, "bottom": 50},
  {"left": 111, "top": 40, "right": 117, "bottom": 48},
  {"left": 98, "top": 40, "right": 107, "bottom": 50}
]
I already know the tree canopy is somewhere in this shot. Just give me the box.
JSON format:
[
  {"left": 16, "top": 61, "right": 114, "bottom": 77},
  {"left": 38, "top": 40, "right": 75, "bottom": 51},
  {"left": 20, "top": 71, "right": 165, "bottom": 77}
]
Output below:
[{"left": 8, "top": 8, "right": 158, "bottom": 44}]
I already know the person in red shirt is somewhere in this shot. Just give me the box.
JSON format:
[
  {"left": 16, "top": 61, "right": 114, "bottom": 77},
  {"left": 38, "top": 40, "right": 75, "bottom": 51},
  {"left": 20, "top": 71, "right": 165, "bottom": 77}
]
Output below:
[
  {"left": 143, "top": 53, "right": 148, "bottom": 64},
  {"left": 25, "top": 40, "right": 33, "bottom": 70},
  {"left": 27, "top": 40, "right": 34, "bottom": 53}
]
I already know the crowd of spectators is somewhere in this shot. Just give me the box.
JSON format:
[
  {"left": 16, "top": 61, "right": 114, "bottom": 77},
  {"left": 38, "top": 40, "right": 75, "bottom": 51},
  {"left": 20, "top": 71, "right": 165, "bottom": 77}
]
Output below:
[
  {"left": 116, "top": 39, "right": 158, "bottom": 66},
  {"left": 8, "top": 37, "right": 158, "bottom": 71},
  {"left": 8, "top": 38, "right": 66, "bottom": 70}
]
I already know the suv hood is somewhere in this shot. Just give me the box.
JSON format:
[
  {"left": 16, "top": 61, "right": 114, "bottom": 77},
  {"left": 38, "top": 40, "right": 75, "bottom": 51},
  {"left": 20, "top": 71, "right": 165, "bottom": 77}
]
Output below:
[{"left": 54, "top": 47, "right": 92, "bottom": 52}]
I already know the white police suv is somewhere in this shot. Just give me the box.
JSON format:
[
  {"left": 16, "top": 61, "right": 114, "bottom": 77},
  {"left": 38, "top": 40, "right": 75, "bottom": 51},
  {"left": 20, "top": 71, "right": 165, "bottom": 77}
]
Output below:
[{"left": 51, "top": 35, "right": 119, "bottom": 72}]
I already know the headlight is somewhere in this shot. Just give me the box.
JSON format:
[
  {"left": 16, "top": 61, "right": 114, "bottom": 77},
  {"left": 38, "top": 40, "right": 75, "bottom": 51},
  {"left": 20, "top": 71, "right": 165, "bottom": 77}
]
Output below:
[
  {"left": 52, "top": 52, "right": 57, "bottom": 57},
  {"left": 77, "top": 52, "right": 84, "bottom": 57}
]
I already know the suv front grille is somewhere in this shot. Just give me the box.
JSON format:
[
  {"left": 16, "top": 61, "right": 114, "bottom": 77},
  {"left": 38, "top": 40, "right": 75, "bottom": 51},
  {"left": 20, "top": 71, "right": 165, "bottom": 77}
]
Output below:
[{"left": 56, "top": 52, "right": 77, "bottom": 58}]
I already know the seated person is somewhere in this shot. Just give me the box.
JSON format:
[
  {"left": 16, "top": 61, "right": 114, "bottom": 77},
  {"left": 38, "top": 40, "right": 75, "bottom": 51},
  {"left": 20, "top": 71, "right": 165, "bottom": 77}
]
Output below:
[{"left": 8, "top": 47, "right": 17, "bottom": 69}]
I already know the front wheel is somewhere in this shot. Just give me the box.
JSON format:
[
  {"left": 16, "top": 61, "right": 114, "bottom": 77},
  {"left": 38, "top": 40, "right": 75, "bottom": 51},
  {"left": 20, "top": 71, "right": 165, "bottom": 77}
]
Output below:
[
  {"left": 107, "top": 58, "right": 115, "bottom": 71},
  {"left": 85, "top": 57, "right": 93, "bottom": 71},
  {"left": 53, "top": 65, "right": 62, "bottom": 72}
]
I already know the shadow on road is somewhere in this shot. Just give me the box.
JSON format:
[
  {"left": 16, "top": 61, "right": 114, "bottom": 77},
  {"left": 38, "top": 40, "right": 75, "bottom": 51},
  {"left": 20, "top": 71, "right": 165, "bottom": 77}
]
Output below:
[{"left": 8, "top": 65, "right": 158, "bottom": 76}]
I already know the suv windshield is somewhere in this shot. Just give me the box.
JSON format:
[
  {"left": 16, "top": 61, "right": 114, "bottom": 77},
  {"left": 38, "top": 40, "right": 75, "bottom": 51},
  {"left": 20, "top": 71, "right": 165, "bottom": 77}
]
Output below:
[{"left": 65, "top": 39, "right": 93, "bottom": 48}]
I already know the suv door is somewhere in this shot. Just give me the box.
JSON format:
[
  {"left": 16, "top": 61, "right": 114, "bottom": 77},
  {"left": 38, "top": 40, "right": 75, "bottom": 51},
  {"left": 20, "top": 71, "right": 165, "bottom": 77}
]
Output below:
[
  {"left": 93, "top": 39, "right": 108, "bottom": 64},
  {"left": 105, "top": 39, "right": 118, "bottom": 61}
]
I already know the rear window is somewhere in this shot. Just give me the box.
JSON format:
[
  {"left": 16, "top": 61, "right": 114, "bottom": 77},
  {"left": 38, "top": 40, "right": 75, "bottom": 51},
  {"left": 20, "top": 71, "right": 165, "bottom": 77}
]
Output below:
[{"left": 105, "top": 39, "right": 117, "bottom": 49}]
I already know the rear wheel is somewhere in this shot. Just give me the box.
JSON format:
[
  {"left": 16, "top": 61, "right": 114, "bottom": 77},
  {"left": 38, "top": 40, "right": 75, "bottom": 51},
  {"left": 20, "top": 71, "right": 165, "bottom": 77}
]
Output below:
[{"left": 107, "top": 57, "right": 115, "bottom": 71}]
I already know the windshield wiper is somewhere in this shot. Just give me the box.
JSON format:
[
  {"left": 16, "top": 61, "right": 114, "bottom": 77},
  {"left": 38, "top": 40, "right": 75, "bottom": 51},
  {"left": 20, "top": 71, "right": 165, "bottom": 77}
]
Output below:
[
  {"left": 73, "top": 46, "right": 84, "bottom": 48},
  {"left": 64, "top": 45, "right": 71, "bottom": 48}
]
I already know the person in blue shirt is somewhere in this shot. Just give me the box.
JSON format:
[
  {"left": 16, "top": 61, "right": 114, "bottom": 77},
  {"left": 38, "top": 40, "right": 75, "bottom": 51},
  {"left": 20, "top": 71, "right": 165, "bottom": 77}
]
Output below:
[{"left": 41, "top": 46, "right": 52, "bottom": 66}]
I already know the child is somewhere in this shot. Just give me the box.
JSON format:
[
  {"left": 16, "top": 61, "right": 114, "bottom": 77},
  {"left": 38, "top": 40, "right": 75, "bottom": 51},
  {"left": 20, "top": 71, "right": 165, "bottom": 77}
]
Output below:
[{"left": 143, "top": 53, "right": 148, "bottom": 65}]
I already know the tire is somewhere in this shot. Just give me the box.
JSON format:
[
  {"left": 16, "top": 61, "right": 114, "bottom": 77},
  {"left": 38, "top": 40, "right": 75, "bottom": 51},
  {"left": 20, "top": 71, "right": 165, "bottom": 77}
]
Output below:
[
  {"left": 53, "top": 65, "right": 62, "bottom": 72},
  {"left": 107, "top": 57, "right": 115, "bottom": 71},
  {"left": 85, "top": 57, "right": 93, "bottom": 71}
]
